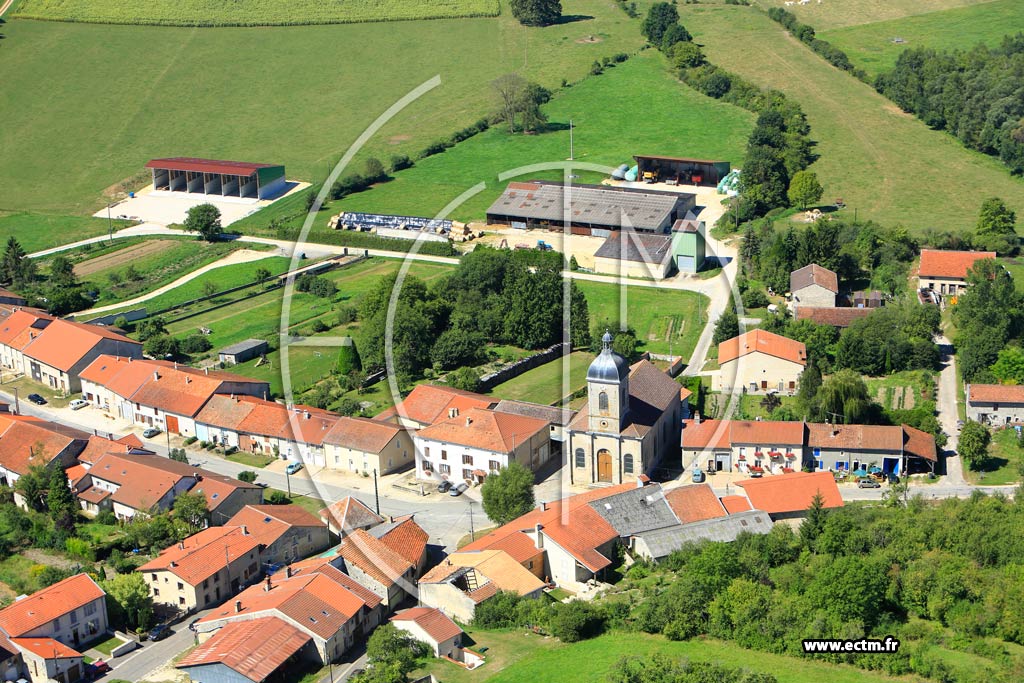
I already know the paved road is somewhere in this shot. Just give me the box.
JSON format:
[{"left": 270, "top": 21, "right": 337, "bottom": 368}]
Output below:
[
  {"left": 935, "top": 337, "right": 968, "bottom": 485},
  {"left": 100, "top": 620, "right": 198, "bottom": 682}
]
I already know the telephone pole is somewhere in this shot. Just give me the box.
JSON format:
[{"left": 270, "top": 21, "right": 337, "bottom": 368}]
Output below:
[
  {"left": 373, "top": 468, "right": 380, "bottom": 516},
  {"left": 468, "top": 501, "right": 476, "bottom": 543}
]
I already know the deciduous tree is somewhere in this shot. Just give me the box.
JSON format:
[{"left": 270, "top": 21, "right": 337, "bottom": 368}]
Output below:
[
  {"left": 184, "top": 203, "right": 222, "bottom": 242},
  {"left": 642, "top": 2, "right": 679, "bottom": 46},
  {"left": 172, "top": 491, "right": 209, "bottom": 533},
  {"left": 481, "top": 461, "right": 535, "bottom": 525},
  {"left": 958, "top": 421, "right": 991, "bottom": 471},
  {"left": 786, "top": 170, "right": 823, "bottom": 210},
  {"left": 509, "top": 0, "right": 562, "bottom": 27}
]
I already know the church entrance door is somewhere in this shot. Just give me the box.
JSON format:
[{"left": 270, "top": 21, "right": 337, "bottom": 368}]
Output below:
[{"left": 597, "top": 449, "right": 613, "bottom": 483}]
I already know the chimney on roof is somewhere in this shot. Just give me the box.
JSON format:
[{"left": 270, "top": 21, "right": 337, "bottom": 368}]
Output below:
[
  {"left": 153, "top": 371, "right": 160, "bottom": 381},
  {"left": 539, "top": 501, "right": 547, "bottom": 512},
  {"left": 694, "top": 412, "right": 701, "bottom": 425},
  {"left": 465, "top": 417, "right": 472, "bottom": 427},
  {"left": 449, "top": 408, "right": 458, "bottom": 419},
  {"left": 636, "top": 477, "right": 645, "bottom": 489},
  {"left": 264, "top": 575, "right": 272, "bottom": 592},
  {"left": 234, "top": 600, "right": 242, "bottom": 613},
  {"left": 174, "top": 362, "right": 178, "bottom": 370},
  {"left": 304, "top": 410, "right": 311, "bottom": 420},
  {"left": 170, "top": 561, "right": 176, "bottom": 567},
  {"left": 185, "top": 376, "right": 191, "bottom": 384},
  {"left": 285, "top": 566, "right": 292, "bottom": 578},
  {"left": 240, "top": 525, "right": 248, "bottom": 535},
  {"left": 204, "top": 367, "right": 209, "bottom": 375},
  {"left": 179, "top": 541, "right": 185, "bottom": 550}
]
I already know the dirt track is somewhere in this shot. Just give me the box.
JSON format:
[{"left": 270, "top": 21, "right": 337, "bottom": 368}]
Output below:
[{"left": 74, "top": 240, "right": 177, "bottom": 277}]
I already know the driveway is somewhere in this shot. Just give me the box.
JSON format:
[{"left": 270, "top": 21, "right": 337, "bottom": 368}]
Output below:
[{"left": 935, "top": 336, "right": 967, "bottom": 486}]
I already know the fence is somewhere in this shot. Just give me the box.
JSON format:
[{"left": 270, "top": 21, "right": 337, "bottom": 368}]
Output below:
[{"left": 478, "top": 342, "right": 571, "bottom": 392}]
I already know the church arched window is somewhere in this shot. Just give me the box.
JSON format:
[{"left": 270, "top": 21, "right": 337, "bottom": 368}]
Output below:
[
  {"left": 598, "top": 391, "right": 609, "bottom": 413},
  {"left": 575, "top": 448, "right": 586, "bottom": 468},
  {"left": 624, "top": 453, "right": 634, "bottom": 474}
]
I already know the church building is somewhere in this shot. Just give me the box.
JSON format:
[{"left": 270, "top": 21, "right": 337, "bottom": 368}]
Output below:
[{"left": 567, "top": 332, "right": 683, "bottom": 485}]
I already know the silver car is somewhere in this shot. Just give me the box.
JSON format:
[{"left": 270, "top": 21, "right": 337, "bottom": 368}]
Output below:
[{"left": 69, "top": 399, "right": 89, "bottom": 410}]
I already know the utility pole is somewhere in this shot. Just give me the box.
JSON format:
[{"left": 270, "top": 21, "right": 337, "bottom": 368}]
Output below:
[
  {"left": 107, "top": 203, "right": 113, "bottom": 244},
  {"left": 373, "top": 468, "right": 380, "bottom": 516},
  {"left": 568, "top": 119, "right": 574, "bottom": 161},
  {"left": 286, "top": 470, "right": 292, "bottom": 498},
  {"left": 468, "top": 501, "right": 476, "bottom": 543}
]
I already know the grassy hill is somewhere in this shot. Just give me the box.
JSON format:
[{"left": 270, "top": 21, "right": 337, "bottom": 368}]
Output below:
[
  {"left": 321, "top": 51, "right": 753, "bottom": 224},
  {"left": 755, "top": 0, "right": 997, "bottom": 31},
  {"left": 819, "top": 0, "right": 1024, "bottom": 77},
  {"left": 679, "top": 4, "right": 1024, "bottom": 234},
  {"left": 0, "top": 0, "right": 642, "bottom": 216},
  {"left": 12, "top": 0, "right": 498, "bottom": 26}
]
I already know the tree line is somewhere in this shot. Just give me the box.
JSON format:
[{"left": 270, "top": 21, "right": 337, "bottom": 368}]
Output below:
[{"left": 875, "top": 34, "right": 1024, "bottom": 175}]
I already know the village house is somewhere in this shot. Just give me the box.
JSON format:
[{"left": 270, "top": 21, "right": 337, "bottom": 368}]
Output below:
[
  {"left": 789, "top": 263, "right": 838, "bottom": 312},
  {"left": 0, "top": 309, "right": 53, "bottom": 377},
  {"left": 20, "top": 319, "right": 142, "bottom": 394},
  {"left": 391, "top": 607, "right": 476, "bottom": 665},
  {"left": 0, "top": 415, "right": 89, "bottom": 506},
  {"left": 322, "top": 416, "right": 415, "bottom": 475},
  {"left": 918, "top": 249, "right": 996, "bottom": 297},
  {"left": 194, "top": 562, "right": 381, "bottom": 664},
  {"left": 567, "top": 333, "right": 682, "bottom": 485},
  {"left": 0, "top": 574, "right": 108, "bottom": 683},
  {"left": 319, "top": 496, "right": 384, "bottom": 538},
  {"left": 418, "top": 550, "right": 546, "bottom": 623},
  {"left": 138, "top": 526, "right": 263, "bottom": 612},
  {"left": 332, "top": 526, "right": 419, "bottom": 610},
  {"left": 224, "top": 504, "right": 330, "bottom": 567},
  {"left": 807, "top": 422, "right": 937, "bottom": 475},
  {"left": 966, "top": 384, "right": 1024, "bottom": 425},
  {"left": 177, "top": 616, "right": 316, "bottom": 683},
  {"left": 79, "top": 355, "right": 174, "bottom": 419},
  {"left": 735, "top": 471, "right": 843, "bottom": 520},
  {"left": 714, "top": 329, "right": 807, "bottom": 394},
  {"left": 415, "top": 408, "right": 551, "bottom": 485},
  {"left": 375, "top": 384, "right": 495, "bottom": 429}
]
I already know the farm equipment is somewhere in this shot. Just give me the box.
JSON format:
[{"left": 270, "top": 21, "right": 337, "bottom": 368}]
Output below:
[
  {"left": 515, "top": 243, "right": 531, "bottom": 250},
  {"left": 835, "top": 197, "right": 846, "bottom": 209},
  {"left": 536, "top": 240, "right": 553, "bottom": 251},
  {"left": 642, "top": 171, "right": 657, "bottom": 183}
]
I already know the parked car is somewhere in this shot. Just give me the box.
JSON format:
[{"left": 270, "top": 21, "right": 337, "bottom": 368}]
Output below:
[
  {"left": 691, "top": 467, "right": 705, "bottom": 483},
  {"left": 69, "top": 399, "right": 89, "bottom": 410},
  {"left": 142, "top": 427, "right": 161, "bottom": 438},
  {"left": 148, "top": 623, "right": 172, "bottom": 641},
  {"left": 449, "top": 482, "right": 469, "bottom": 497},
  {"left": 857, "top": 478, "right": 881, "bottom": 489},
  {"left": 285, "top": 461, "right": 304, "bottom": 475},
  {"left": 27, "top": 393, "right": 46, "bottom": 405},
  {"left": 88, "top": 660, "right": 111, "bottom": 676},
  {"left": 437, "top": 479, "right": 452, "bottom": 493}
]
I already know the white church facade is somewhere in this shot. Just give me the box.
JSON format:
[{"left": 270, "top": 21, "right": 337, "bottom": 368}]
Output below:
[{"left": 566, "top": 332, "right": 683, "bottom": 485}]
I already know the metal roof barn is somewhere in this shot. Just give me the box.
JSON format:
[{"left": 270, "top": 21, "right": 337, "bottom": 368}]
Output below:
[{"left": 145, "top": 157, "right": 286, "bottom": 200}]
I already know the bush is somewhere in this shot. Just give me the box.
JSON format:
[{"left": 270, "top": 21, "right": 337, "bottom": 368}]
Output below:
[
  {"left": 95, "top": 510, "right": 117, "bottom": 526},
  {"left": 265, "top": 490, "right": 290, "bottom": 505},
  {"left": 741, "top": 288, "right": 770, "bottom": 309},
  {"left": 179, "top": 334, "right": 213, "bottom": 355},
  {"left": 549, "top": 601, "right": 607, "bottom": 642},
  {"left": 237, "top": 471, "right": 258, "bottom": 483},
  {"left": 183, "top": 436, "right": 198, "bottom": 445},
  {"left": 311, "top": 319, "right": 329, "bottom": 333}
]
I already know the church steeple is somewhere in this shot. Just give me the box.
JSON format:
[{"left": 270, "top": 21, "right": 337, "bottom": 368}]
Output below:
[{"left": 586, "top": 329, "right": 629, "bottom": 434}]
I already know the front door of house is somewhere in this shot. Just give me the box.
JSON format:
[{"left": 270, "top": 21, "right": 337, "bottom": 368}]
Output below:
[
  {"left": 165, "top": 414, "right": 180, "bottom": 434},
  {"left": 597, "top": 450, "right": 613, "bottom": 483}
]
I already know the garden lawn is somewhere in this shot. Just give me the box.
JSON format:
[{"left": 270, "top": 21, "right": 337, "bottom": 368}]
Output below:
[
  {"left": 0, "top": 0, "right": 643, "bottom": 217},
  {"left": 819, "top": 0, "right": 1024, "bottom": 77},
  {"left": 413, "top": 630, "right": 910, "bottom": 683},
  {"left": 488, "top": 351, "right": 592, "bottom": 405},
  {"left": 679, "top": 4, "right": 1024, "bottom": 234},
  {"left": 332, "top": 51, "right": 753, "bottom": 224},
  {"left": 738, "top": 393, "right": 800, "bottom": 420},
  {"left": 2, "top": 212, "right": 131, "bottom": 254},
  {"left": 576, "top": 281, "right": 707, "bottom": 357},
  {"left": 92, "top": 635, "right": 126, "bottom": 657},
  {"left": 972, "top": 427, "right": 1022, "bottom": 486},
  {"left": 226, "top": 451, "right": 275, "bottom": 468},
  {"left": 266, "top": 492, "right": 326, "bottom": 518},
  {"left": 13, "top": 0, "right": 498, "bottom": 26}
]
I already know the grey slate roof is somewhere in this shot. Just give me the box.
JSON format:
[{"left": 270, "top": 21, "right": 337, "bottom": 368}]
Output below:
[
  {"left": 486, "top": 181, "right": 688, "bottom": 232},
  {"left": 588, "top": 483, "right": 680, "bottom": 537},
  {"left": 493, "top": 400, "right": 574, "bottom": 425},
  {"left": 789, "top": 264, "right": 839, "bottom": 294},
  {"left": 219, "top": 338, "right": 268, "bottom": 355},
  {"left": 633, "top": 509, "right": 772, "bottom": 560},
  {"left": 594, "top": 232, "right": 673, "bottom": 264}
]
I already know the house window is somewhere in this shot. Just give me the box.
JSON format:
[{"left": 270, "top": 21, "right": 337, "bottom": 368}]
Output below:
[
  {"left": 623, "top": 453, "right": 634, "bottom": 474},
  {"left": 439, "top": 464, "right": 451, "bottom": 475},
  {"left": 425, "top": 447, "right": 430, "bottom": 458},
  {"left": 816, "top": 460, "right": 823, "bottom": 470},
  {"left": 489, "top": 460, "right": 501, "bottom": 471},
  {"left": 179, "top": 596, "right": 186, "bottom": 606},
  {"left": 84, "top": 603, "right": 96, "bottom": 616},
  {"left": 462, "top": 454, "right": 473, "bottom": 465},
  {"left": 441, "top": 450, "right": 448, "bottom": 461},
  {"left": 70, "top": 610, "right": 78, "bottom": 624},
  {"left": 598, "top": 391, "right": 609, "bottom": 413},
  {"left": 153, "top": 588, "right": 160, "bottom": 596},
  {"left": 177, "top": 582, "right": 184, "bottom": 591},
  {"left": 575, "top": 448, "right": 585, "bottom": 468},
  {"left": 151, "top": 573, "right": 158, "bottom": 581},
  {"left": 463, "top": 468, "right": 473, "bottom": 480}
]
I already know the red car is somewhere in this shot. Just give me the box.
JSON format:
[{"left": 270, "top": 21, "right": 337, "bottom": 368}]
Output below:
[{"left": 89, "top": 660, "right": 111, "bottom": 677}]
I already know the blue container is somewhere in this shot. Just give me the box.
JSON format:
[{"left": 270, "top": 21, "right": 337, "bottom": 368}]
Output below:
[{"left": 129, "top": 192, "right": 135, "bottom": 198}]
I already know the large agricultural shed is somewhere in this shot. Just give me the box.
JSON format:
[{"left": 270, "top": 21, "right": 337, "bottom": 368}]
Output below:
[
  {"left": 486, "top": 181, "right": 695, "bottom": 236},
  {"left": 634, "top": 155, "right": 730, "bottom": 187},
  {"left": 146, "top": 157, "right": 286, "bottom": 200}
]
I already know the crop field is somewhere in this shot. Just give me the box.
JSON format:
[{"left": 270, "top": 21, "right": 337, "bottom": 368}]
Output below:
[
  {"left": 757, "top": 0, "right": 997, "bottom": 31},
  {"left": 819, "top": 0, "right": 1024, "bottom": 77},
  {"left": 12, "top": 0, "right": 498, "bottom": 26},
  {"left": 1, "top": 212, "right": 132, "bottom": 254},
  {"left": 679, "top": 4, "right": 1024, "bottom": 234},
  {"left": 330, "top": 51, "right": 754, "bottom": 224},
  {"left": 0, "top": 0, "right": 643, "bottom": 219}
]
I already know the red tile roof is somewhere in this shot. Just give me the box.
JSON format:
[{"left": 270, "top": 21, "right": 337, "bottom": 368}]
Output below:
[
  {"left": 968, "top": 383, "right": 1024, "bottom": 404},
  {"left": 0, "top": 310, "right": 53, "bottom": 350},
  {"left": 79, "top": 356, "right": 175, "bottom": 400},
  {"left": 285, "top": 559, "right": 383, "bottom": 610},
  {"left": 0, "top": 574, "right": 104, "bottom": 637},
  {"left": 22, "top": 319, "right": 140, "bottom": 372},
  {"left": 338, "top": 529, "right": 414, "bottom": 587},
  {"left": 130, "top": 368, "right": 269, "bottom": 418},
  {"left": 138, "top": 526, "right": 261, "bottom": 586},
  {"left": 720, "top": 495, "right": 752, "bottom": 514},
  {"left": 75, "top": 434, "right": 149, "bottom": 466},
  {"left": 319, "top": 496, "right": 384, "bottom": 533},
  {"left": 736, "top": 471, "right": 843, "bottom": 515},
  {"left": 177, "top": 616, "right": 310, "bottom": 682},
  {"left": 462, "top": 529, "right": 541, "bottom": 566},
  {"left": 0, "top": 415, "right": 86, "bottom": 475},
  {"left": 375, "top": 517, "right": 429, "bottom": 569},
  {"left": 902, "top": 425, "right": 937, "bottom": 462},
  {"left": 731, "top": 420, "right": 805, "bottom": 446},
  {"left": 681, "top": 419, "right": 730, "bottom": 450},
  {"left": 718, "top": 329, "right": 806, "bottom": 366},
  {"left": 419, "top": 550, "right": 545, "bottom": 597},
  {"left": 663, "top": 484, "right": 728, "bottom": 524},
  {"left": 322, "top": 417, "right": 405, "bottom": 453},
  {"left": 806, "top": 423, "right": 903, "bottom": 451},
  {"left": 391, "top": 607, "right": 463, "bottom": 644},
  {"left": 416, "top": 408, "right": 549, "bottom": 453},
  {"left": 918, "top": 249, "right": 996, "bottom": 279},
  {"left": 11, "top": 637, "right": 81, "bottom": 659},
  {"left": 381, "top": 384, "right": 494, "bottom": 425},
  {"left": 198, "top": 395, "right": 337, "bottom": 445},
  {"left": 225, "top": 505, "right": 325, "bottom": 549},
  {"left": 795, "top": 307, "right": 872, "bottom": 328},
  {"left": 790, "top": 263, "right": 839, "bottom": 294}
]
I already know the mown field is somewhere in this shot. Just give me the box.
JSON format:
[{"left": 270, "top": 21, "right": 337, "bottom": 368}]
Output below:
[
  {"left": 819, "top": 0, "right": 1024, "bottom": 77},
  {"left": 757, "top": 0, "right": 997, "bottom": 31},
  {"left": 487, "top": 351, "right": 593, "bottom": 405},
  {"left": 414, "top": 630, "right": 912, "bottom": 683},
  {"left": 1, "top": 212, "right": 132, "bottom": 254},
  {"left": 12, "top": 0, "right": 498, "bottom": 26},
  {"left": 329, "top": 51, "right": 754, "bottom": 224},
  {"left": 0, "top": 0, "right": 643, "bottom": 218},
  {"left": 679, "top": 4, "right": 1024, "bottom": 234}
]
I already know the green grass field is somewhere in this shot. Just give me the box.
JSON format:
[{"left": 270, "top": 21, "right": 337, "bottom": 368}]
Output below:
[
  {"left": 13, "top": 0, "right": 498, "bottom": 26},
  {"left": 757, "top": 0, "right": 996, "bottom": 31},
  {"left": 819, "top": 0, "right": 1024, "bottom": 77},
  {"left": 328, "top": 51, "right": 753, "bottom": 224},
  {"left": 414, "top": 630, "right": 908, "bottom": 683},
  {"left": 0, "top": 0, "right": 643, "bottom": 218},
  {"left": 973, "top": 427, "right": 1022, "bottom": 486},
  {"left": 487, "top": 351, "right": 593, "bottom": 405},
  {"left": 679, "top": 4, "right": 1024, "bottom": 234},
  {"left": 1, "top": 212, "right": 132, "bottom": 254}
]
